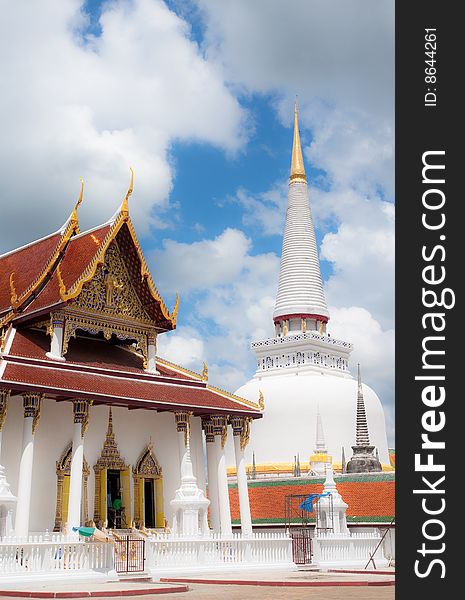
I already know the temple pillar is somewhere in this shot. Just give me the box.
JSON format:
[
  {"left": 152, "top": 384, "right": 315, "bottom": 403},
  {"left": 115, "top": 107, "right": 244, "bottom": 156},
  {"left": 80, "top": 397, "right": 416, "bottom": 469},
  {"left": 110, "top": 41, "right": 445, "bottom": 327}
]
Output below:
[
  {"left": 0, "top": 389, "right": 16, "bottom": 538},
  {"left": 203, "top": 418, "right": 220, "bottom": 532},
  {"left": 146, "top": 333, "right": 158, "bottom": 374},
  {"left": 67, "top": 400, "right": 91, "bottom": 533},
  {"left": 231, "top": 416, "right": 253, "bottom": 536},
  {"left": 0, "top": 389, "right": 10, "bottom": 458},
  {"left": 46, "top": 313, "right": 66, "bottom": 361},
  {"left": 174, "top": 412, "right": 192, "bottom": 479},
  {"left": 211, "top": 415, "right": 232, "bottom": 537},
  {"left": 15, "top": 393, "right": 42, "bottom": 538}
]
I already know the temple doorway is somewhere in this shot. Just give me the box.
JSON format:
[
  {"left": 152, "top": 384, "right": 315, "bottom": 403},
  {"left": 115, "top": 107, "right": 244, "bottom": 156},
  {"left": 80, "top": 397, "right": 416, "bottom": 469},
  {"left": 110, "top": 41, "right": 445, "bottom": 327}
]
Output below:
[
  {"left": 133, "top": 444, "right": 164, "bottom": 529},
  {"left": 93, "top": 408, "right": 131, "bottom": 529},
  {"left": 144, "top": 479, "right": 155, "bottom": 528}
]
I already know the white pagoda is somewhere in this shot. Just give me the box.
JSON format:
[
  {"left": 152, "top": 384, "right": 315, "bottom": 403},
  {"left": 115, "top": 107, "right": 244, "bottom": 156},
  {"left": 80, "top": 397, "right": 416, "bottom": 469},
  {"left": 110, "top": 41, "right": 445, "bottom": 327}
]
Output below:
[{"left": 234, "top": 101, "right": 390, "bottom": 473}]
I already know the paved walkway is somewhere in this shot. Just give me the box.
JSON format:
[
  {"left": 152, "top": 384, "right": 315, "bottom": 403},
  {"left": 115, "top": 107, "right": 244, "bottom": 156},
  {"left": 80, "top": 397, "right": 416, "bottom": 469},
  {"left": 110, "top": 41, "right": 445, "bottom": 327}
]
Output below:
[{"left": 0, "top": 569, "right": 395, "bottom": 599}]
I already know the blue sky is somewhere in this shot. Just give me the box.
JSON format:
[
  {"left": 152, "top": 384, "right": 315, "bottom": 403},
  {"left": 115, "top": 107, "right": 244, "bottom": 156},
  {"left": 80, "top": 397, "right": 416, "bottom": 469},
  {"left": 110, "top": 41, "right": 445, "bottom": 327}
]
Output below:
[{"left": 0, "top": 0, "right": 394, "bottom": 441}]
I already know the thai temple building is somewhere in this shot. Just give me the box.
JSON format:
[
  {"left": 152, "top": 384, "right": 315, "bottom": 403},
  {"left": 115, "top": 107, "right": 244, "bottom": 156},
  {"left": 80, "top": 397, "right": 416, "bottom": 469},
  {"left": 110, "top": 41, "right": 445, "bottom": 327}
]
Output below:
[
  {"left": 232, "top": 102, "right": 391, "bottom": 476},
  {"left": 0, "top": 175, "right": 299, "bottom": 583},
  {"left": 0, "top": 107, "right": 394, "bottom": 583}
]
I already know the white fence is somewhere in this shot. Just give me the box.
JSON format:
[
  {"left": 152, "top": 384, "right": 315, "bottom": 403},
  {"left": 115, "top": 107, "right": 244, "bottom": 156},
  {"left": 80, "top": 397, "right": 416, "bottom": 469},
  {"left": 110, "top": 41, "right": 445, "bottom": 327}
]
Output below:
[
  {"left": 312, "top": 532, "right": 387, "bottom": 570},
  {"left": 146, "top": 531, "right": 294, "bottom": 576},
  {"left": 0, "top": 534, "right": 116, "bottom": 583}
]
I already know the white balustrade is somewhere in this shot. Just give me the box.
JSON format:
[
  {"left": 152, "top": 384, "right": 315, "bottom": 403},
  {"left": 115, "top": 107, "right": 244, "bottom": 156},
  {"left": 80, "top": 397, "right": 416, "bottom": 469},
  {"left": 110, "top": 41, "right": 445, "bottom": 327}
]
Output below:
[
  {"left": 312, "top": 531, "right": 387, "bottom": 569},
  {"left": 146, "top": 531, "right": 293, "bottom": 575},
  {"left": 0, "top": 534, "right": 115, "bottom": 580}
]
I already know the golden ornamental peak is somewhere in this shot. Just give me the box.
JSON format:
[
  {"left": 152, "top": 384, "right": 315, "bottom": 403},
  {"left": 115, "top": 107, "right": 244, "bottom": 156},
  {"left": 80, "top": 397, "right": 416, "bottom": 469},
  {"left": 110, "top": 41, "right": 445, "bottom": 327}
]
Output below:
[
  {"left": 120, "top": 167, "right": 134, "bottom": 218},
  {"left": 172, "top": 293, "right": 180, "bottom": 325},
  {"left": 290, "top": 97, "right": 307, "bottom": 184},
  {"left": 9, "top": 273, "right": 18, "bottom": 308},
  {"left": 258, "top": 389, "right": 265, "bottom": 411},
  {"left": 69, "top": 178, "right": 84, "bottom": 234},
  {"left": 56, "top": 265, "right": 67, "bottom": 300},
  {"left": 202, "top": 361, "right": 208, "bottom": 381}
]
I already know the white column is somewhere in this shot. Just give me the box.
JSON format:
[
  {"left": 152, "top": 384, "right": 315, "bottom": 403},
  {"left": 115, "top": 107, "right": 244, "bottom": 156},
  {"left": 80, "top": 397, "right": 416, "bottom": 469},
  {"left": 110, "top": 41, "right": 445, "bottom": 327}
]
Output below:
[
  {"left": 212, "top": 415, "right": 232, "bottom": 537},
  {"left": 67, "top": 400, "right": 90, "bottom": 533},
  {"left": 174, "top": 412, "right": 192, "bottom": 482},
  {"left": 0, "top": 389, "right": 9, "bottom": 458},
  {"left": 46, "top": 314, "right": 66, "bottom": 361},
  {"left": 146, "top": 333, "right": 158, "bottom": 373},
  {"left": 231, "top": 417, "right": 253, "bottom": 536},
  {"left": 203, "top": 418, "right": 220, "bottom": 533},
  {"left": 15, "top": 393, "right": 42, "bottom": 538}
]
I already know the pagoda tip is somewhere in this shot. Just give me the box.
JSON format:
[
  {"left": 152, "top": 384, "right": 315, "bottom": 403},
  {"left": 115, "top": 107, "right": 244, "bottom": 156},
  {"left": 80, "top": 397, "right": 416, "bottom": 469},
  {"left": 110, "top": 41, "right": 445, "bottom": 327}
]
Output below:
[{"left": 121, "top": 167, "right": 134, "bottom": 217}]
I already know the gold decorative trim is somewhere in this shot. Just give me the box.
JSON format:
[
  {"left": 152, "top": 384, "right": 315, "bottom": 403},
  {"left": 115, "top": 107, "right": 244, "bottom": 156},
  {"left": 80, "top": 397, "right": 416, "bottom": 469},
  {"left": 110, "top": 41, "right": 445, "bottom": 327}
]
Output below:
[
  {"left": 258, "top": 390, "right": 265, "bottom": 411},
  {"left": 0, "top": 389, "right": 10, "bottom": 431},
  {"left": 156, "top": 356, "right": 204, "bottom": 380},
  {"left": 56, "top": 179, "right": 176, "bottom": 328},
  {"left": 22, "top": 392, "right": 43, "bottom": 434},
  {"left": 202, "top": 361, "right": 208, "bottom": 381},
  {"left": 53, "top": 442, "right": 90, "bottom": 532},
  {"left": 62, "top": 313, "right": 149, "bottom": 368},
  {"left": 206, "top": 383, "right": 263, "bottom": 412},
  {"left": 9, "top": 273, "right": 18, "bottom": 308}
]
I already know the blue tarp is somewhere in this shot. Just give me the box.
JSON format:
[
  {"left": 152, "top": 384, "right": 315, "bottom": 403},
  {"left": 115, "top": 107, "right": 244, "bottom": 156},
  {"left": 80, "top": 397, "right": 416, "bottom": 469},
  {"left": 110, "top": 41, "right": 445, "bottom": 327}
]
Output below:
[{"left": 298, "top": 492, "right": 331, "bottom": 512}]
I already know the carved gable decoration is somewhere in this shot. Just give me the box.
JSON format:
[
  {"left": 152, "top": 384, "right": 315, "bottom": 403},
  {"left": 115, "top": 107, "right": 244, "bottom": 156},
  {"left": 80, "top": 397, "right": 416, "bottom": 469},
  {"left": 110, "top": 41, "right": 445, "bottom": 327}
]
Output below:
[
  {"left": 133, "top": 444, "right": 162, "bottom": 478},
  {"left": 56, "top": 442, "right": 90, "bottom": 476},
  {"left": 74, "top": 240, "right": 151, "bottom": 324},
  {"left": 94, "top": 408, "right": 129, "bottom": 474}
]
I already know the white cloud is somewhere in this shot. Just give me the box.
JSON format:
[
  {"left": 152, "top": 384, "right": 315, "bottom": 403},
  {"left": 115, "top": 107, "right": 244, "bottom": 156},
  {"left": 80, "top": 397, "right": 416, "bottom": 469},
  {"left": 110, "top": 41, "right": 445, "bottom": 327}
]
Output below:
[
  {"left": 0, "top": 0, "right": 247, "bottom": 251},
  {"left": 151, "top": 228, "right": 253, "bottom": 294}
]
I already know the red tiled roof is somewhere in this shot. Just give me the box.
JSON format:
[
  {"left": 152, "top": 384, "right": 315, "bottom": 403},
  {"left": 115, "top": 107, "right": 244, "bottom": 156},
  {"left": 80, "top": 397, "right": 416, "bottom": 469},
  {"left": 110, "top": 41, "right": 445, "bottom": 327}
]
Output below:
[
  {"left": 228, "top": 476, "right": 395, "bottom": 524},
  {"left": 0, "top": 233, "right": 62, "bottom": 314},
  {"left": 17, "top": 225, "right": 111, "bottom": 318},
  {"left": 1, "top": 329, "right": 261, "bottom": 416}
]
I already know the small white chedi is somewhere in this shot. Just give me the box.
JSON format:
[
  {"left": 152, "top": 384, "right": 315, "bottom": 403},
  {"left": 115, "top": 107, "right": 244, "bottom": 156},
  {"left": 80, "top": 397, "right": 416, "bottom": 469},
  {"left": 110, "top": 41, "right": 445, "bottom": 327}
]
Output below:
[
  {"left": 234, "top": 101, "right": 390, "bottom": 471},
  {"left": 170, "top": 427, "right": 210, "bottom": 537}
]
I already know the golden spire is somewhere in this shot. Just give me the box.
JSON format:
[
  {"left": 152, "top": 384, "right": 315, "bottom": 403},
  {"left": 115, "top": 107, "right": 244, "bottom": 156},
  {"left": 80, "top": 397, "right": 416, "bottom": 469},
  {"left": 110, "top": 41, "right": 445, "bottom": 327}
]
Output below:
[
  {"left": 289, "top": 97, "right": 307, "bottom": 184},
  {"left": 70, "top": 178, "right": 84, "bottom": 227},
  {"left": 121, "top": 167, "right": 134, "bottom": 218}
]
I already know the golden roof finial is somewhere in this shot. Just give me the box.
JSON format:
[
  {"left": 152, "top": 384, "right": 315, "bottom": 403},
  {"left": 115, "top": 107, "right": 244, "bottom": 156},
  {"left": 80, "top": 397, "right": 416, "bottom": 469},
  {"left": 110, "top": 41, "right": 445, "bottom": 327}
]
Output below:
[
  {"left": 70, "top": 178, "right": 84, "bottom": 226},
  {"left": 172, "top": 293, "right": 180, "bottom": 325},
  {"left": 121, "top": 167, "right": 134, "bottom": 218},
  {"left": 9, "top": 273, "right": 18, "bottom": 308},
  {"left": 202, "top": 361, "right": 208, "bottom": 381},
  {"left": 258, "top": 390, "right": 265, "bottom": 411},
  {"left": 56, "top": 265, "right": 67, "bottom": 300},
  {"left": 290, "top": 96, "right": 307, "bottom": 184}
]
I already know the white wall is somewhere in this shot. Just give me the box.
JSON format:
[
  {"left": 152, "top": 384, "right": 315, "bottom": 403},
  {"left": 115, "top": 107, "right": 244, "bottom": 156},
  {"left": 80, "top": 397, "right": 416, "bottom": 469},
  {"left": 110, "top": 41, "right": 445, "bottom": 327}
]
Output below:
[{"left": 1, "top": 394, "right": 207, "bottom": 532}]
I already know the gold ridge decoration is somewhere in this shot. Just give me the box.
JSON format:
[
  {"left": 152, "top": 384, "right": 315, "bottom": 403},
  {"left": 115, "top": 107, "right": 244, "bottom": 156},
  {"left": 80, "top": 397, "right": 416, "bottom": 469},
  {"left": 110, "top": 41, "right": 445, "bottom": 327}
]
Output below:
[
  {"left": 0, "top": 389, "right": 10, "bottom": 431},
  {"left": 156, "top": 356, "right": 204, "bottom": 381},
  {"left": 202, "top": 361, "right": 208, "bottom": 381},
  {"left": 0, "top": 327, "right": 5, "bottom": 353},
  {"left": 120, "top": 167, "right": 134, "bottom": 218},
  {"left": 172, "top": 293, "right": 180, "bottom": 326},
  {"left": 258, "top": 390, "right": 265, "bottom": 411},
  {"left": 205, "top": 382, "right": 263, "bottom": 412},
  {"left": 56, "top": 181, "right": 177, "bottom": 328},
  {"left": 56, "top": 265, "right": 67, "bottom": 300},
  {"left": 9, "top": 273, "right": 18, "bottom": 308}
]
